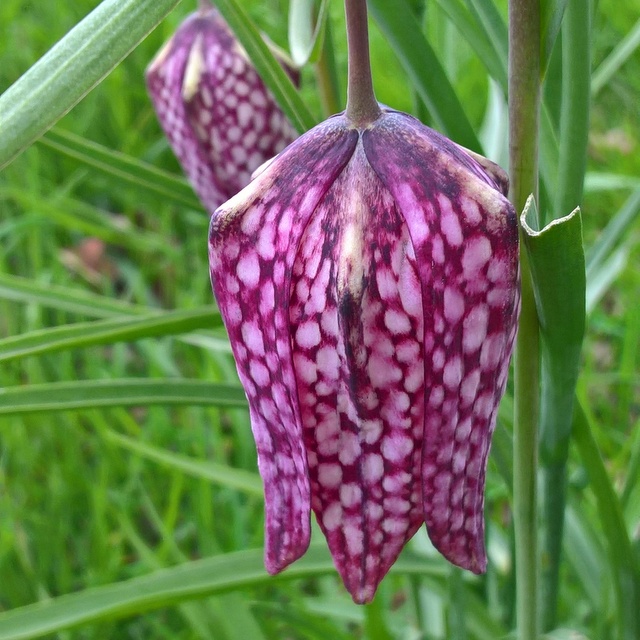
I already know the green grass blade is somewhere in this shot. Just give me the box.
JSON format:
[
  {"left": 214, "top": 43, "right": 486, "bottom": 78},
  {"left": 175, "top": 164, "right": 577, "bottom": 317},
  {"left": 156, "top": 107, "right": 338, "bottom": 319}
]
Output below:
[
  {"left": 586, "top": 187, "right": 640, "bottom": 277},
  {"left": 38, "top": 129, "right": 202, "bottom": 210},
  {"left": 0, "top": 548, "right": 446, "bottom": 640},
  {"left": 433, "top": 0, "right": 507, "bottom": 90},
  {"left": 0, "top": 273, "right": 146, "bottom": 318},
  {"left": 520, "top": 197, "right": 586, "bottom": 631},
  {"left": 463, "top": 0, "right": 509, "bottom": 67},
  {"left": 573, "top": 400, "right": 640, "bottom": 640},
  {"left": 213, "top": 0, "right": 316, "bottom": 133},
  {"left": 552, "top": 0, "right": 590, "bottom": 226},
  {"left": 0, "top": 307, "right": 219, "bottom": 363},
  {"left": 540, "top": 0, "right": 568, "bottom": 73},
  {"left": 0, "top": 0, "right": 183, "bottom": 170},
  {"left": 584, "top": 172, "right": 640, "bottom": 192},
  {"left": 368, "top": 0, "right": 482, "bottom": 151},
  {"left": 103, "top": 429, "right": 262, "bottom": 497},
  {"left": 1, "top": 187, "right": 175, "bottom": 256},
  {"left": 592, "top": 17, "right": 640, "bottom": 95},
  {"left": 0, "top": 379, "right": 246, "bottom": 416}
]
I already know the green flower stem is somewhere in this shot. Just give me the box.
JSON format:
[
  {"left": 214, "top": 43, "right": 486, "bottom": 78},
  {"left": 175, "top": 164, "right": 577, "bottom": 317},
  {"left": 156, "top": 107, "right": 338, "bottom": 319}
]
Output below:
[
  {"left": 344, "top": 0, "right": 381, "bottom": 126},
  {"left": 509, "top": 1, "right": 541, "bottom": 640}
]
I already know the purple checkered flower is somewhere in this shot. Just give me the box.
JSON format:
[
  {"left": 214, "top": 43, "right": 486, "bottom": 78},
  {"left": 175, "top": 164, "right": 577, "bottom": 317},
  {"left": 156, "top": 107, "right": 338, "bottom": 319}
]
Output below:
[
  {"left": 146, "top": 5, "right": 298, "bottom": 213},
  {"left": 208, "top": 105, "right": 520, "bottom": 603}
]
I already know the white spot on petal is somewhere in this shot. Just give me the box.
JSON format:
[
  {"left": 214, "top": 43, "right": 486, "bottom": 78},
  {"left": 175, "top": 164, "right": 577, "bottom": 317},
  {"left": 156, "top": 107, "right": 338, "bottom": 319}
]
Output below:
[
  {"left": 443, "top": 356, "right": 463, "bottom": 389},
  {"left": 322, "top": 502, "right": 342, "bottom": 531},
  {"left": 295, "top": 321, "right": 321, "bottom": 349},
  {"left": 362, "top": 453, "right": 384, "bottom": 484},
  {"left": 236, "top": 252, "right": 261, "bottom": 288},
  {"left": 318, "top": 463, "right": 343, "bottom": 489}
]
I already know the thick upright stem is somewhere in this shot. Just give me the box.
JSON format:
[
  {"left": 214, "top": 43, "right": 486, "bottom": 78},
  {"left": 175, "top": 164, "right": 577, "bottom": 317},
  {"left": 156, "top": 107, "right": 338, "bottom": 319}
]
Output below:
[
  {"left": 509, "top": 1, "right": 541, "bottom": 640},
  {"left": 344, "top": 0, "right": 381, "bottom": 126}
]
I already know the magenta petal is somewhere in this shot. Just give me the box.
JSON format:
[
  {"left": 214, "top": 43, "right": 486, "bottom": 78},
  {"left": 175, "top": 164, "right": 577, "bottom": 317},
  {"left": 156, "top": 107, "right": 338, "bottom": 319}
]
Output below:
[
  {"left": 209, "top": 118, "right": 358, "bottom": 573},
  {"left": 146, "top": 8, "right": 298, "bottom": 213},
  {"left": 146, "top": 12, "right": 228, "bottom": 212},
  {"left": 290, "top": 142, "right": 426, "bottom": 602},
  {"left": 363, "top": 112, "right": 520, "bottom": 573}
]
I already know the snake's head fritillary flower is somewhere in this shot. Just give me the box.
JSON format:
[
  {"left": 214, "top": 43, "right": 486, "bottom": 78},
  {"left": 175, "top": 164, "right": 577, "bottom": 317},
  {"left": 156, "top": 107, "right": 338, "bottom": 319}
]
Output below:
[
  {"left": 208, "top": 106, "right": 519, "bottom": 603},
  {"left": 146, "top": 5, "right": 298, "bottom": 213}
]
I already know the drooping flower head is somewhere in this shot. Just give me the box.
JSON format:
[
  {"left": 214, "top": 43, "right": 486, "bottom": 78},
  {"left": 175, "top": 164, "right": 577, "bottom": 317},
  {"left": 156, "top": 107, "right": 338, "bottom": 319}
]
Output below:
[
  {"left": 207, "top": 0, "right": 519, "bottom": 603},
  {"left": 208, "top": 106, "right": 520, "bottom": 603},
  {"left": 146, "top": 4, "right": 298, "bottom": 213}
]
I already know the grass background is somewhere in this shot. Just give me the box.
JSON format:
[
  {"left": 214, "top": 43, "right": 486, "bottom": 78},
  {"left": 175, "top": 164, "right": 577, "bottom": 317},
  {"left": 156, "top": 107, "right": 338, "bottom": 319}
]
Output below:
[{"left": 0, "top": 0, "right": 639, "bottom": 638}]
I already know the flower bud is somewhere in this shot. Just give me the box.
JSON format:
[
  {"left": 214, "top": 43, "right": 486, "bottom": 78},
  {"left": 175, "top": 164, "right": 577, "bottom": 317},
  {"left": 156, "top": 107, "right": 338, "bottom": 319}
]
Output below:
[
  {"left": 146, "top": 5, "right": 298, "bottom": 213},
  {"left": 208, "top": 107, "right": 519, "bottom": 603}
]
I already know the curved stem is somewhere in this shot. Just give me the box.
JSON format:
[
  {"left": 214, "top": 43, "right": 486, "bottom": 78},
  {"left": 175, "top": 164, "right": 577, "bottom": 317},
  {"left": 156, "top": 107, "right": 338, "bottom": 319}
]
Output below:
[
  {"left": 344, "top": 0, "right": 381, "bottom": 126},
  {"left": 509, "top": 0, "right": 541, "bottom": 639}
]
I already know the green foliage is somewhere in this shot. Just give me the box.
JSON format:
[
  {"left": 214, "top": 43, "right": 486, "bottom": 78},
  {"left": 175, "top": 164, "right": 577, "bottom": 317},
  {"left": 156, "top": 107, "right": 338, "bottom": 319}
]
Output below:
[{"left": 1, "top": 0, "right": 639, "bottom": 638}]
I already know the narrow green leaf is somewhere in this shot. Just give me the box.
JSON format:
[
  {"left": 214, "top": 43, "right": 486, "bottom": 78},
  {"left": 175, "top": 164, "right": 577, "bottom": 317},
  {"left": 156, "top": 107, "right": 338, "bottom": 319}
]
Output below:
[
  {"left": 552, "top": 0, "right": 590, "bottom": 226},
  {"left": 368, "top": 0, "right": 482, "bottom": 151},
  {"left": 0, "top": 0, "right": 183, "bottom": 170},
  {"left": 520, "top": 197, "right": 585, "bottom": 465},
  {"left": 433, "top": 0, "right": 507, "bottom": 90},
  {"left": 289, "top": 0, "right": 330, "bottom": 67},
  {"left": 0, "top": 307, "right": 219, "bottom": 363},
  {"left": 0, "top": 274, "right": 229, "bottom": 353},
  {"left": 103, "top": 430, "right": 262, "bottom": 497},
  {"left": 38, "top": 128, "right": 203, "bottom": 211},
  {"left": 0, "top": 379, "right": 246, "bottom": 416},
  {"left": 0, "top": 272, "right": 146, "bottom": 318},
  {"left": 586, "top": 188, "right": 640, "bottom": 278},
  {"left": 573, "top": 401, "right": 640, "bottom": 640},
  {"left": 592, "top": 17, "right": 640, "bottom": 95},
  {"left": 584, "top": 172, "right": 640, "bottom": 193},
  {"left": 520, "top": 197, "right": 586, "bottom": 630},
  {"left": 586, "top": 245, "right": 629, "bottom": 314},
  {"left": 1, "top": 187, "right": 175, "bottom": 256},
  {"left": 540, "top": 0, "right": 569, "bottom": 73},
  {"left": 0, "top": 548, "right": 445, "bottom": 640},
  {"left": 213, "top": 0, "right": 316, "bottom": 133},
  {"left": 463, "top": 0, "right": 509, "bottom": 66}
]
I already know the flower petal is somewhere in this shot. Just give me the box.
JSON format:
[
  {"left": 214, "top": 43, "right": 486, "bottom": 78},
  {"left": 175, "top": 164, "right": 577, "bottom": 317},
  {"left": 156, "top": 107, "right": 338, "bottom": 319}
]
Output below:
[
  {"left": 147, "top": 8, "right": 298, "bottom": 213},
  {"left": 209, "top": 118, "right": 358, "bottom": 573},
  {"left": 363, "top": 112, "right": 519, "bottom": 573},
  {"left": 181, "top": 12, "right": 298, "bottom": 199},
  {"left": 289, "top": 141, "right": 426, "bottom": 603},
  {"left": 146, "top": 12, "right": 228, "bottom": 212}
]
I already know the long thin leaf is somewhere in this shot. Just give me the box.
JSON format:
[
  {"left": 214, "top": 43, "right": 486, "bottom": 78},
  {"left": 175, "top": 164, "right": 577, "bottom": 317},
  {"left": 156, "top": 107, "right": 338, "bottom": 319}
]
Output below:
[
  {"left": 0, "top": 273, "right": 145, "bottom": 318},
  {"left": 573, "top": 400, "right": 640, "bottom": 640},
  {"left": 102, "top": 429, "right": 262, "bottom": 497},
  {"left": 213, "top": 0, "right": 316, "bottom": 133},
  {"left": 592, "top": 17, "right": 640, "bottom": 95},
  {"left": 368, "top": 0, "right": 482, "bottom": 151},
  {"left": 552, "top": 0, "right": 590, "bottom": 225},
  {"left": 586, "top": 187, "right": 640, "bottom": 277},
  {"left": 0, "top": 379, "right": 246, "bottom": 416},
  {"left": 0, "top": 548, "right": 446, "bottom": 640},
  {"left": 521, "top": 197, "right": 586, "bottom": 631},
  {"left": 433, "top": 0, "right": 507, "bottom": 90},
  {"left": 0, "top": 307, "right": 219, "bottom": 363},
  {"left": 540, "top": 0, "right": 569, "bottom": 73},
  {"left": 0, "top": 0, "right": 184, "bottom": 170},
  {"left": 38, "top": 129, "right": 203, "bottom": 210},
  {"left": 0, "top": 274, "right": 229, "bottom": 353}
]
